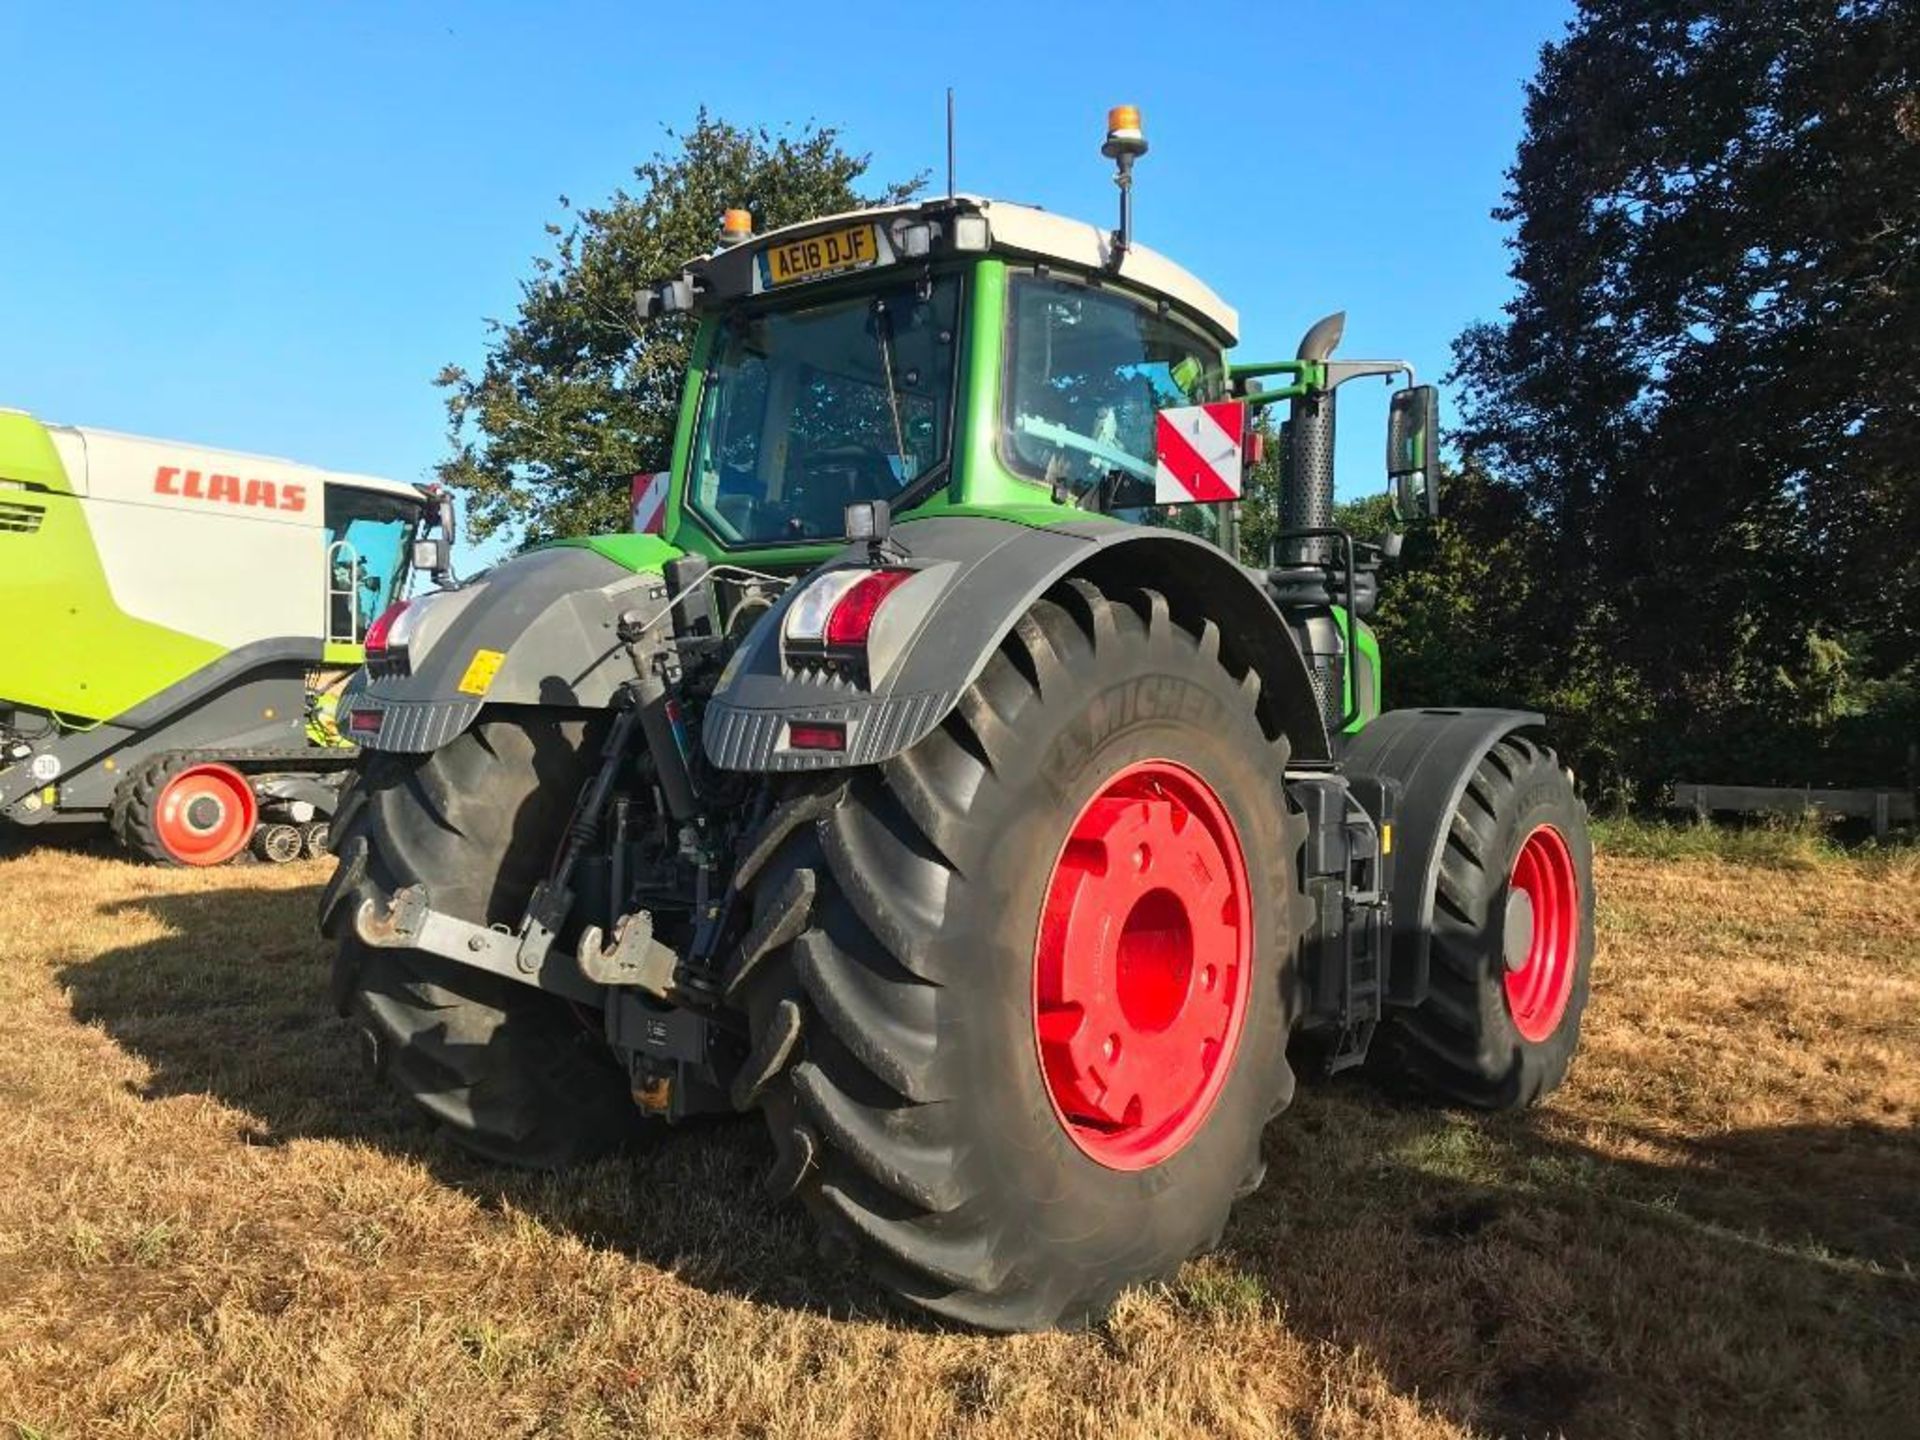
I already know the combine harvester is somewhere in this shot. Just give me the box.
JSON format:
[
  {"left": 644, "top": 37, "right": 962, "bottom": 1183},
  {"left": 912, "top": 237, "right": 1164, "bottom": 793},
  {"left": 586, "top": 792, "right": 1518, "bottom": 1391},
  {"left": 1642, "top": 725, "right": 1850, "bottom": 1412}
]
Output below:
[
  {"left": 0, "top": 411, "right": 451, "bottom": 865},
  {"left": 321, "top": 108, "right": 1596, "bottom": 1330}
]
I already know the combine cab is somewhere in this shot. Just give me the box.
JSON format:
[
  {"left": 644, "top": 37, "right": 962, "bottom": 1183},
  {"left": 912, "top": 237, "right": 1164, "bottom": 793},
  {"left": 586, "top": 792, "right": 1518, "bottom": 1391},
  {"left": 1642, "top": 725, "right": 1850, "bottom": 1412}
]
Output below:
[
  {"left": 319, "top": 109, "right": 1595, "bottom": 1330},
  {"left": 0, "top": 412, "right": 451, "bottom": 864}
]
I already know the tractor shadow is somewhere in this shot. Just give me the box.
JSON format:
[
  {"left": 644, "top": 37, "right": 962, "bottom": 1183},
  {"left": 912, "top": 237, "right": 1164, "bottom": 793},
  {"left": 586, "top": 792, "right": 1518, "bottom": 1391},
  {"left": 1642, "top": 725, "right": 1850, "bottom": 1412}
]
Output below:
[
  {"left": 60, "top": 883, "right": 1920, "bottom": 1436},
  {"left": 1221, "top": 1079, "right": 1920, "bottom": 1437},
  {"left": 58, "top": 880, "right": 893, "bottom": 1324}
]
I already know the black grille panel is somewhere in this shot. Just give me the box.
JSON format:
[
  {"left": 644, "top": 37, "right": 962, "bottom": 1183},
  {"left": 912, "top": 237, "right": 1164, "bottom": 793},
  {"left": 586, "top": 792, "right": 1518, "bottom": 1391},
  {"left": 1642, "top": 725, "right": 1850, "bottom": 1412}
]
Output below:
[{"left": 0, "top": 500, "right": 45, "bottom": 534}]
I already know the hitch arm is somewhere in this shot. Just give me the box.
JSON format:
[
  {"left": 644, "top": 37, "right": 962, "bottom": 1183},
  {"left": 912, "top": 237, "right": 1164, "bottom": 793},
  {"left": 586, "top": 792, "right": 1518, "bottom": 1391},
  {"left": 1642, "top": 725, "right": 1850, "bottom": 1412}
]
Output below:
[{"left": 353, "top": 883, "right": 604, "bottom": 1005}]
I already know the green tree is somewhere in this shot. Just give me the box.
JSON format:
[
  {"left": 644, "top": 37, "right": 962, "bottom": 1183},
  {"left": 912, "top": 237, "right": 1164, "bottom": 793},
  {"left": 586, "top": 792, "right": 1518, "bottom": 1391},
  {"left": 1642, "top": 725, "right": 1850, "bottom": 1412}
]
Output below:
[
  {"left": 1450, "top": 0, "right": 1920, "bottom": 793},
  {"left": 436, "top": 112, "right": 921, "bottom": 544}
]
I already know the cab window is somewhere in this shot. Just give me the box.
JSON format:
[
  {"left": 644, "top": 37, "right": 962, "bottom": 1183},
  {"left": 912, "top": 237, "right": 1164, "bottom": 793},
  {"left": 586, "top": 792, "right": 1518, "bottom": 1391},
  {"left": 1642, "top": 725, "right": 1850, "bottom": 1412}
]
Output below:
[
  {"left": 689, "top": 274, "right": 962, "bottom": 546},
  {"left": 323, "top": 489, "right": 417, "bottom": 643},
  {"left": 1004, "top": 274, "right": 1229, "bottom": 541}
]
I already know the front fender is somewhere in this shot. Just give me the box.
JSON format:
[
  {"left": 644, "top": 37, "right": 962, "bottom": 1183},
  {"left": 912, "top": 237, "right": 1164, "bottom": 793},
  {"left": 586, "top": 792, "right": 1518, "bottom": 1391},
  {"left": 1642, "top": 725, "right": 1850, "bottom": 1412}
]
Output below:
[
  {"left": 343, "top": 546, "right": 671, "bottom": 752},
  {"left": 1339, "top": 706, "right": 1546, "bottom": 1007},
  {"left": 702, "top": 516, "right": 1329, "bottom": 772}
]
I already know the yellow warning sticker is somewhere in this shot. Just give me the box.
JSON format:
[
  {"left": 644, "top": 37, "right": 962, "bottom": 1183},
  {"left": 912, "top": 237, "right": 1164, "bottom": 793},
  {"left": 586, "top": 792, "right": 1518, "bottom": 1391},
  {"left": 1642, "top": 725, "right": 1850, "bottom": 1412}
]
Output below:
[{"left": 457, "top": 648, "right": 506, "bottom": 696}]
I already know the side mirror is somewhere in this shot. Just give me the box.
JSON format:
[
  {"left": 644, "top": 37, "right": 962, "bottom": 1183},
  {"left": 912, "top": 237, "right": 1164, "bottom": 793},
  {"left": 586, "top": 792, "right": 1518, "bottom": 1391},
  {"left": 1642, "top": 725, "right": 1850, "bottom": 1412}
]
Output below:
[
  {"left": 436, "top": 494, "right": 457, "bottom": 546},
  {"left": 1387, "top": 384, "right": 1441, "bottom": 520},
  {"left": 412, "top": 536, "right": 451, "bottom": 578}
]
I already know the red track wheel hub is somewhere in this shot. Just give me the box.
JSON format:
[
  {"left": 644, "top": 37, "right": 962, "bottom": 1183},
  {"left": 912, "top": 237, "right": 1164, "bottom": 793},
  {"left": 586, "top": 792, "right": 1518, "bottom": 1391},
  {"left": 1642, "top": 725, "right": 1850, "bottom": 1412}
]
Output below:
[
  {"left": 1034, "top": 760, "right": 1253, "bottom": 1170},
  {"left": 155, "top": 763, "right": 258, "bottom": 866},
  {"left": 1502, "top": 824, "right": 1579, "bottom": 1042}
]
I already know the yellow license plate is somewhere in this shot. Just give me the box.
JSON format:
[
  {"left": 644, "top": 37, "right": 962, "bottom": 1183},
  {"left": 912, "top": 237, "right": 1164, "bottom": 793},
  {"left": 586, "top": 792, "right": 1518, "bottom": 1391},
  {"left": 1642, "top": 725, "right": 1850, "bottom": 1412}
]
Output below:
[{"left": 763, "top": 223, "right": 880, "bottom": 286}]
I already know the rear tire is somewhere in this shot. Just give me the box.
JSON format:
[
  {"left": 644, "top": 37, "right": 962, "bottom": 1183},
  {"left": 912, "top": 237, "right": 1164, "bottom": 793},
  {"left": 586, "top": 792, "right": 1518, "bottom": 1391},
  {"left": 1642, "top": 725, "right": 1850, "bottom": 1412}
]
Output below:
[
  {"left": 731, "top": 580, "right": 1307, "bottom": 1330},
  {"left": 321, "top": 708, "right": 645, "bottom": 1168},
  {"left": 1376, "top": 736, "right": 1595, "bottom": 1108}
]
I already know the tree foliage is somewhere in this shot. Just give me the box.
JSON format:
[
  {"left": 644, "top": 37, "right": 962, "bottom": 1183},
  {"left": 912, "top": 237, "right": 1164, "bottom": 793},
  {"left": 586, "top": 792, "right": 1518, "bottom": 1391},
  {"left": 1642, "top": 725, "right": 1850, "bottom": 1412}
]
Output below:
[
  {"left": 1439, "top": 0, "right": 1919, "bottom": 796},
  {"left": 436, "top": 112, "right": 920, "bottom": 543}
]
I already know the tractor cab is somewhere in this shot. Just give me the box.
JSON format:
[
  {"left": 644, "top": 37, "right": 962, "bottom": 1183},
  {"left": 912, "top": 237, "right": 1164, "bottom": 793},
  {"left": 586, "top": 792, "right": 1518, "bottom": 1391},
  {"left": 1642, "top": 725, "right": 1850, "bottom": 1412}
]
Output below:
[
  {"left": 630, "top": 107, "right": 1445, "bottom": 744},
  {"left": 635, "top": 174, "right": 1245, "bottom": 574}
]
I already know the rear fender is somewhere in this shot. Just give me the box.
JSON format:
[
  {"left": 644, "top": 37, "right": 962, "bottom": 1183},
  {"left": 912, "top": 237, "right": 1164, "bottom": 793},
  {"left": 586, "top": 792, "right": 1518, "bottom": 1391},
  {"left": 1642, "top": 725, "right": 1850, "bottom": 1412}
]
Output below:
[
  {"left": 343, "top": 546, "right": 668, "bottom": 753},
  {"left": 1338, "top": 707, "right": 1546, "bottom": 1007},
  {"left": 702, "top": 516, "right": 1329, "bottom": 771}
]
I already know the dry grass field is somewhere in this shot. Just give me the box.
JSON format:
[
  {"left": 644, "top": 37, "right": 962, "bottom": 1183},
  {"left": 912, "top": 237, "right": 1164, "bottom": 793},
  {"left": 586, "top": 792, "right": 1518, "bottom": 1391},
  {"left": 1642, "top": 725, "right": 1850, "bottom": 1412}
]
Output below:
[{"left": 1, "top": 829, "right": 1915, "bottom": 1439}]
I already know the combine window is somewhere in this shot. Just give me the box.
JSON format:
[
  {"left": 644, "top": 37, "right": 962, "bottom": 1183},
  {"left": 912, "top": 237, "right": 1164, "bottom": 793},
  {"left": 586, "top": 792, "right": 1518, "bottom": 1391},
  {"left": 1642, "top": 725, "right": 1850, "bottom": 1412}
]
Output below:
[
  {"left": 687, "top": 274, "right": 962, "bottom": 546},
  {"left": 1004, "top": 274, "right": 1229, "bottom": 544},
  {"left": 323, "top": 490, "right": 419, "bottom": 644}
]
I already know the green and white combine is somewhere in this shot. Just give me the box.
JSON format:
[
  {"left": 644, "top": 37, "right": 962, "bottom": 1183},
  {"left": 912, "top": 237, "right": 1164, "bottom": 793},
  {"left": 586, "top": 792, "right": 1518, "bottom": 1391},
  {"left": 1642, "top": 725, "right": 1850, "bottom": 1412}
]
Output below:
[
  {"left": 319, "top": 110, "right": 1596, "bottom": 1331},
  {"left": 0, "top": 410, "right": 449, "bottom": 864}
]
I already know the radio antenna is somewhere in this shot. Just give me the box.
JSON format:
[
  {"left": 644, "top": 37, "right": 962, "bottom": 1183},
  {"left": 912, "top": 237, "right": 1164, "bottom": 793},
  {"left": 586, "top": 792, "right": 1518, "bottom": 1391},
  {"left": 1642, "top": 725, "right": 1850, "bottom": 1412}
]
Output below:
[{"left": 945, "top": 87, "right": 956, "bottom": 199}]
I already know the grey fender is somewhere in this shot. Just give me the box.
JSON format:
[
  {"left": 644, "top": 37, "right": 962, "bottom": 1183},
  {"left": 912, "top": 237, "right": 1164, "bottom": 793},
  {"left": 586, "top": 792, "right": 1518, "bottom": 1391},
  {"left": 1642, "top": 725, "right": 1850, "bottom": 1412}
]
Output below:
[
  {"left": 1337, "top": 707, "right": 1546, "bottom": 1007},
  {"left": 343, "top": 546, "right": 667, "bottom": 753},
  {"left": 703, "top": 515, "right": 1330, "bottom": 772}
]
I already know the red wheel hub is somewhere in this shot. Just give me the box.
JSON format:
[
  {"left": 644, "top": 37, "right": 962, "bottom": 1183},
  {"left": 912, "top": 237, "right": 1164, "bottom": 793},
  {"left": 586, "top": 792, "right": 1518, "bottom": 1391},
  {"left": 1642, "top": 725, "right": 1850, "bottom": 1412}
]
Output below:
[
  {"left": 1503, "top": 824, "right": 1579, "bottom": 1042},
  {"left": 155, "top": 764, "right": 257, "bottom": 866},
  {"left": 1034, "top": 760, "right": 1252, "bottom": 1170}
]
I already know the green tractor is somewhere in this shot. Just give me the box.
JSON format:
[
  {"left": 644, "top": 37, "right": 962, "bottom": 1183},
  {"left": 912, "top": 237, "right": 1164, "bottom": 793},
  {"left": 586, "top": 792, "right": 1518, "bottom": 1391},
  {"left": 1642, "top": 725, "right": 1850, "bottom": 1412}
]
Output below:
[{"left": 320, "top": 110, "right": 1595, "bottom": 1331}]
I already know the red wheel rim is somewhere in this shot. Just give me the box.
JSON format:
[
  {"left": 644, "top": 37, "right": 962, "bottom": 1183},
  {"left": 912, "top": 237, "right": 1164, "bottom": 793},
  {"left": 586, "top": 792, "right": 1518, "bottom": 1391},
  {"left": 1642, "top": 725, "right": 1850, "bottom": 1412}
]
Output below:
[
  {"left": 1033, "top": 759, "right": 1252, "bottom": 1171},
  {"left": 155, "top": 764, "right": 257, "bottom": 866},
  {"left": 1503, "top": 824, "right": 1579, "bottom": 1042}
]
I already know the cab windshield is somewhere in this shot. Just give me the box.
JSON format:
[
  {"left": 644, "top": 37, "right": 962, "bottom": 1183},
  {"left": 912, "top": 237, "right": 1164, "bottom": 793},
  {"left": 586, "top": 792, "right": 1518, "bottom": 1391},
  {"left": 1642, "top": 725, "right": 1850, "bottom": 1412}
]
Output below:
[{"left": 689, "top": 274, "right": 961, "bottom": 545}]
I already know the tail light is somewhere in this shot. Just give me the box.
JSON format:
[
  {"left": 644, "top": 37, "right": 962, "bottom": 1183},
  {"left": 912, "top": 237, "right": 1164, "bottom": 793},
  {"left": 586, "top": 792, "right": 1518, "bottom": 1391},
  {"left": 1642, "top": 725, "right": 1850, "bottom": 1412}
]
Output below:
[
  {"left": 784, "top": 568, "right": 916, "bottom": 652},
  {"left": 364, "top": 600, "right": 411, "bottom": 656},
  {"left": 823, "top": 570, "right": 915, "bottom": 646}
]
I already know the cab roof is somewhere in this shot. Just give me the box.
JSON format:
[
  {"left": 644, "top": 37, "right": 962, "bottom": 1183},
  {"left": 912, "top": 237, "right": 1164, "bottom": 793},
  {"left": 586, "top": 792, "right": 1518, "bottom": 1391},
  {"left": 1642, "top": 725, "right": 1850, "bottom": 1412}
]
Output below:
[{"left": 688, "top": 194, "right": 1239, "bottom": 346}]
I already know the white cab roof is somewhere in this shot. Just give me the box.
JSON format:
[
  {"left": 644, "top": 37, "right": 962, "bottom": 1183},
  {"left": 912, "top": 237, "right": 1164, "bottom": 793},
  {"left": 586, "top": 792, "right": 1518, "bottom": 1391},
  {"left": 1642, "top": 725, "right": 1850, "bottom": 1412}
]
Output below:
[{"left": 734, "top": 194, "right": 1240, "bottom": 344}]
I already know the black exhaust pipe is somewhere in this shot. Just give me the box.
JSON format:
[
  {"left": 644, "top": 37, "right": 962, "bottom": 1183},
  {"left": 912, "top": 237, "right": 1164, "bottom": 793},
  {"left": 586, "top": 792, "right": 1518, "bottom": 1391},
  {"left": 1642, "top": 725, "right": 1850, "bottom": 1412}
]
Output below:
[{"left": 1279, "top": 312, "right": 1344, "bottom": 565}]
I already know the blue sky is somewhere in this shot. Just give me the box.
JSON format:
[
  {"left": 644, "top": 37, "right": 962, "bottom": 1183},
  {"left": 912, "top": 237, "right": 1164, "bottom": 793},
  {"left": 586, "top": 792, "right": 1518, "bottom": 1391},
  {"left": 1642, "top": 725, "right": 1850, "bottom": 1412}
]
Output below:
[{"left": 3, "top": 1, "right": 1569, "bottom": 557}]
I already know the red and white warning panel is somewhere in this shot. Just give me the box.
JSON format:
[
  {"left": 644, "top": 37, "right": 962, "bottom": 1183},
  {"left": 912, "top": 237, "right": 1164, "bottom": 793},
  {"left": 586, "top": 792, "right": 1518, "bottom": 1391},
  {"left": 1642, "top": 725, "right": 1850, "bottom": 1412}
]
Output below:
[
  {"left": 630, "top": 470, "right": 670, "bottom": 533},
  {"left": 1154, "top": 402, "right": 1245, "bottom": 504}
]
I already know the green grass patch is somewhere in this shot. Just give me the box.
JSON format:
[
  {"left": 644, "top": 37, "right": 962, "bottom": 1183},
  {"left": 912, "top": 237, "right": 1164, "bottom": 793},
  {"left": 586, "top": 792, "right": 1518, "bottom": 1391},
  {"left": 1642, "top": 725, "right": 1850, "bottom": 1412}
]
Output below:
[{"left": 1592, "top": 814, "right": 1916, "bottom": 870}]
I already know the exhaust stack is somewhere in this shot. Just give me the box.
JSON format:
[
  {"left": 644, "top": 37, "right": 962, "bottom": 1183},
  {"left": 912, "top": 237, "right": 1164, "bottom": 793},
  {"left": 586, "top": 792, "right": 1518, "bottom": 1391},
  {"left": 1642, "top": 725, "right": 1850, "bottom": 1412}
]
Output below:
[{"left": 1280, "top": 312, "right": 1345, "bottom": 564}]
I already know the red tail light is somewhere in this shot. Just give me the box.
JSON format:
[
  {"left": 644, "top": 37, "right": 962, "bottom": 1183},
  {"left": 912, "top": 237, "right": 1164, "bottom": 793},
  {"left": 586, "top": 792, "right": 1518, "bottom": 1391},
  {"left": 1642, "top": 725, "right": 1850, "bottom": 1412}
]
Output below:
[
  {"left": 823, "top": 569, "right": 915, "bottom": 647},
  {"left": 787, "top": 721, "right": 847, "bottom": 752},
  {"left": 784, "top": 567, "right": 918, "bottom": 651},
  {"left": 364, "top": 600, "right": 411, "bottom": 656}
]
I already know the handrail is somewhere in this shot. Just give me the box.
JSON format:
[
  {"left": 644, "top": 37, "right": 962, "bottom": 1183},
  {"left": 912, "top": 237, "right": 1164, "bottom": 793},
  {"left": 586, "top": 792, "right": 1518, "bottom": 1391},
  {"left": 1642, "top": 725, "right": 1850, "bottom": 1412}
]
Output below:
[{"left": 325, "top": 539, "right": 363, "bottom": 646}]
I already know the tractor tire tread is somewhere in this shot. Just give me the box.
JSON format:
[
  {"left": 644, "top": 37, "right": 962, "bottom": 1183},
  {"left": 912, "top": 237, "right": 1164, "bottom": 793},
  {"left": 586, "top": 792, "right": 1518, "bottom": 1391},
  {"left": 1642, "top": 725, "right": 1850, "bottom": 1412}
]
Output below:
[
  {"left": 733, "top": 578, "right": 1302, "bottom": 1330},
  {"left": 323, "top": 708, "right": 644, "bottom": 1169},
  {"left": 1376, "top": 736, "right": 1594, "bottom": 1110}
]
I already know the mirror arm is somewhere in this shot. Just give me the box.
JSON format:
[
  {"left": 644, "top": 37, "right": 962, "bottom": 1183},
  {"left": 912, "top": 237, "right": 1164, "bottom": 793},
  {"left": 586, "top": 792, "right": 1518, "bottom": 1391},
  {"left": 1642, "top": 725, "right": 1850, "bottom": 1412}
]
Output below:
[
  {"left": 1235, "top": 358, "right": 1411, "bottom": 408},
  {"left": 1325, "top": 359, "right": 1414, "bottom": 389},
  {"left": 1233, "top": 360, "right": 1324, "bottom": 409},
  {"left": 1230, "top": 358, "right": 1317, "bottom": 383}
]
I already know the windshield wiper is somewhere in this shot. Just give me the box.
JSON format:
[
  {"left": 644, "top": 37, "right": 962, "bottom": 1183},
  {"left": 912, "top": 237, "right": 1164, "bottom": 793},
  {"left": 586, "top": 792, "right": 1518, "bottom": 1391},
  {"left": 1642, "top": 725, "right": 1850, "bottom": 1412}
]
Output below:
[{"left": 870, "top": 297, "right": 911, "bottom": 480}]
